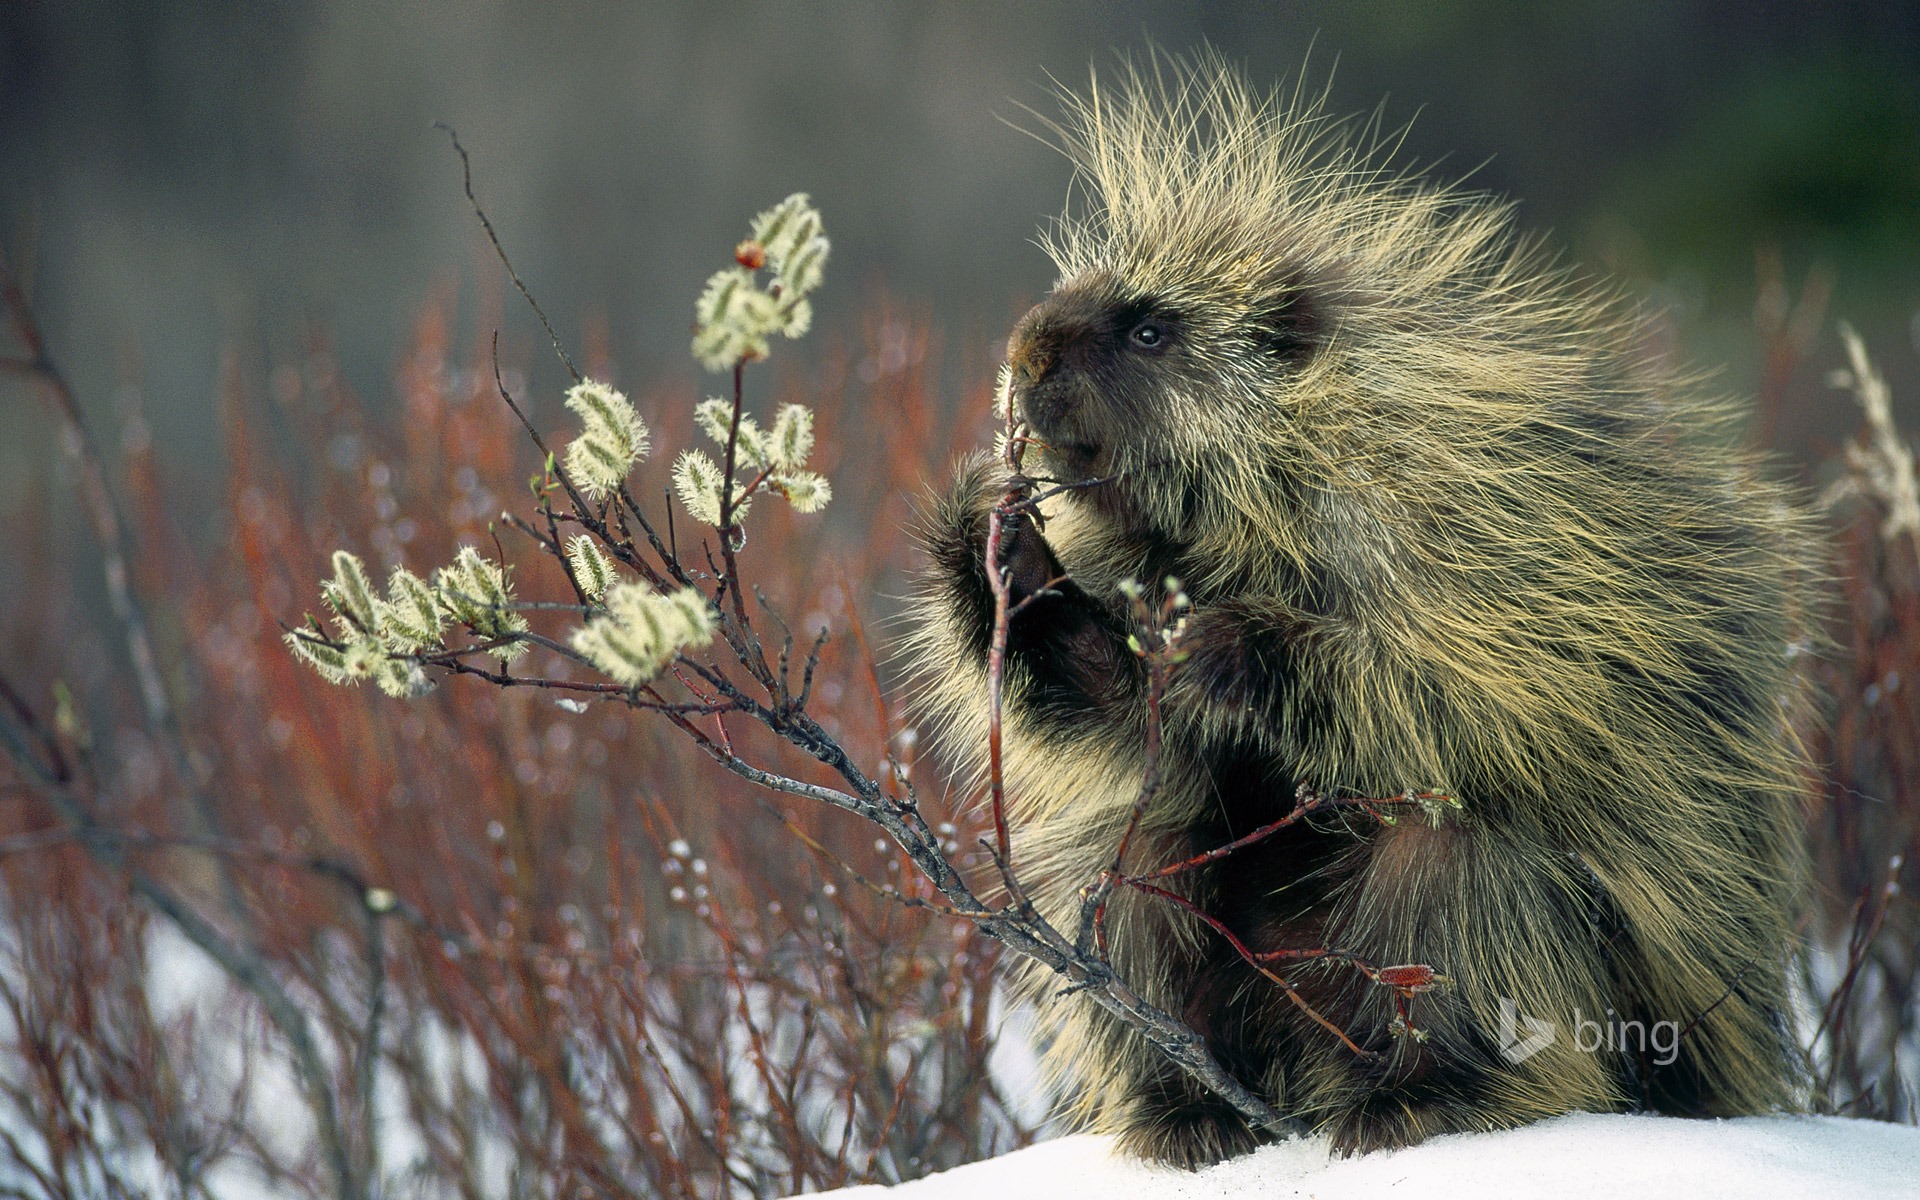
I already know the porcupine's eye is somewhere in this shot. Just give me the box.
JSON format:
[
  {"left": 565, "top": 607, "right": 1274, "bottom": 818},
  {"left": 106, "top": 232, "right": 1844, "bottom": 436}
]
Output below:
[
  {"left": 1128, "top": 320, "right": 1167, "bottom": 351},
  {"left": 1112, "top": 297, "right": 1176, "bottom": 356}
]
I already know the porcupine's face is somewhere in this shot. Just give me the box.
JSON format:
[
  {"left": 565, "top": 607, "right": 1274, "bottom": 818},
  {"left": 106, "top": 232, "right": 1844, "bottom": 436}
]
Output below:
[{"left": 1007, "top": 267, "right": 1320, "bottom": 542}]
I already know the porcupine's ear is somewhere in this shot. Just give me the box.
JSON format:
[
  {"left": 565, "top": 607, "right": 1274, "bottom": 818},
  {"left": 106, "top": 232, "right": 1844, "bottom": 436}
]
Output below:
[{"left": 1247, "top": 276, "right": 1324, "bottom": 365}]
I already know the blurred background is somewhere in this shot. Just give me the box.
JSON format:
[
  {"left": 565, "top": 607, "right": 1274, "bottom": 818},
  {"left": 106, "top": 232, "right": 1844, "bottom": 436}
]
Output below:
[{"left": 3, "top": 0, "right": 1918, "bottom": 507}]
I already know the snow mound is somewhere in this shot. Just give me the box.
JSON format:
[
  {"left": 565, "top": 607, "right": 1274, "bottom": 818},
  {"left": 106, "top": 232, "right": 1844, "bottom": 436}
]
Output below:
[{"left": 805, "top": 1113, "right": 1920, "bottom": 1199}]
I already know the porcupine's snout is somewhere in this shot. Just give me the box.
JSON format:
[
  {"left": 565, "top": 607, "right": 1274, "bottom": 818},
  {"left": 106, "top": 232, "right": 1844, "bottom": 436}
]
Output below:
[
  {"left": 1007, "top": 294, "right": 1109, "bottom": 473},
  {"left": 1008, "top": 303, "right": 1068, "bottom": 433}
]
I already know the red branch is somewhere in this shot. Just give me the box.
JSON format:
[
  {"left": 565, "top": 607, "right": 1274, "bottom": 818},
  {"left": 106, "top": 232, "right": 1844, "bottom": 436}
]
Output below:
[{"left": 1134, "top": 789, "right": 1449, "bottom": 882}]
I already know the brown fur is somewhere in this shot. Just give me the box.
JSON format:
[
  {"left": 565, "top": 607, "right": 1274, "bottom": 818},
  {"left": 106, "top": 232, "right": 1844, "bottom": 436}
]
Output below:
[{"left": 903, "top": 53, "right": 1821, "bottom": 1167}]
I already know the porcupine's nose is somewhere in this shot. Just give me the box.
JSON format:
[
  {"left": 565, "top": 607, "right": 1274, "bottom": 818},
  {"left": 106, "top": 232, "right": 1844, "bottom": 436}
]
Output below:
[
  {"left": 1008, "top": 321, "right": 1054, "bottom": 386},
  {"left": 1008, "top": 307, "right": 1072, "bottom": 435}
]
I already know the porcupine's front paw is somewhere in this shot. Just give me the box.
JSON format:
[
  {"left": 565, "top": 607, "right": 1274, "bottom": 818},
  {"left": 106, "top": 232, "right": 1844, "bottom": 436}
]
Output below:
[
  {"left": 1165, "top": 601, "right": 1304, "bottom": 725},
  {"left": 994, "top": 501, "right": 1061, "bottom": 603},
  {"left": 920, "top": 452, "right": 1077, "bottom": 671},
  {"left": 927, "top": 453, "right": 1059, "bottom": 598},
  {"left": 1116, "top": 1087, "right": 1265, "bottom": 1170},
  {"left": 923, "top": 453, "right": 1004, "bottom": 586}
]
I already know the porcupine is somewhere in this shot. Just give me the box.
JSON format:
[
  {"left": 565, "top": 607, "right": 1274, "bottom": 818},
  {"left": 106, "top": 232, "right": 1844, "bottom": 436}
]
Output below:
[{"left": 904, "top": 55, "right": 1821, "bottom": 1167}]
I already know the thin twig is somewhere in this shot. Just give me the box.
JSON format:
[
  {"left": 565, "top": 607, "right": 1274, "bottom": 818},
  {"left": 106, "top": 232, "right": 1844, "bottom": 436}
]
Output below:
[
  {"left": 1132, "top": 787, "right": 1433, "bottom": 882},
  {"left": 438, "top": 125, "right": 581, "bottom": 383},
  {"left": 1127, "top": 879, "right": 1374, "bottom": 1058},
  {"left": 982, "top": 498, "right": 1022, "bottom": 868}
]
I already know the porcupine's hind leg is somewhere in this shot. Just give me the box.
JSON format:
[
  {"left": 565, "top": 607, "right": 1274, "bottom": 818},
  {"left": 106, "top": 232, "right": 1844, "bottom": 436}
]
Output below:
[
  {"left": 1576, "top": 820, "right": 1803, "bottom": 1121},
  {"left": 1153, "top": 604, "right": 1626, "bottom": 1155},
  {"left": 1059, "top": 892, "right": 1302, "bottom": 1169},
  {"left": 1295, "top": 817, "right": 1629, "bottom": 1155},
  {"left": 1112, "top": 1021, "right": 1277, "bottom": 1168}
]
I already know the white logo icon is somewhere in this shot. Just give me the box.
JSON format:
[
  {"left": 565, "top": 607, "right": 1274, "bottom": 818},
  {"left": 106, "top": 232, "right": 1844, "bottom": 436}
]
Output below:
[{"left": 1498, "top": 997, "right": 1555, "bottom": 1064}]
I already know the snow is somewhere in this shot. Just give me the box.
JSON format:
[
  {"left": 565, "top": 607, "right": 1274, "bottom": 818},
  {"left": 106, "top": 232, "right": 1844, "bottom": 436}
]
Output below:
[{"left": 800, "top": 1113, "right": 1920, "bottom": 1200}]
